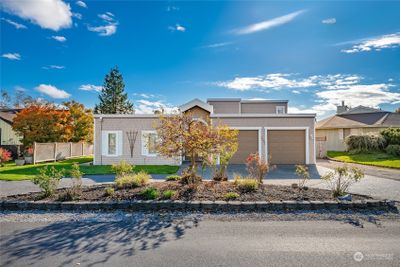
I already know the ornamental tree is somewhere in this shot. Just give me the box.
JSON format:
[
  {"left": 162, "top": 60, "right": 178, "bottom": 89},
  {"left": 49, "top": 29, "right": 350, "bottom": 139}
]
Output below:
[{"left": 63, "top": 101, "right": 94, "bottom": 142}]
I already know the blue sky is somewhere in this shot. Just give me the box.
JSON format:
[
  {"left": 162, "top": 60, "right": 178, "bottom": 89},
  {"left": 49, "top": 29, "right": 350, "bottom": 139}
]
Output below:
[{"left": 1, "top": 0, "right": 399, "bottom": 118}]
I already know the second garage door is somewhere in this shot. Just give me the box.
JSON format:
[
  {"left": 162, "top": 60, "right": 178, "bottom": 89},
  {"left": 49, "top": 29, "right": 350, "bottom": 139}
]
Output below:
[
  {"left": 268, "top": 130, "right": 306, "bottom": 164},
  {"left": 230, "top": 130, "right": 258, "bottom": 164}
]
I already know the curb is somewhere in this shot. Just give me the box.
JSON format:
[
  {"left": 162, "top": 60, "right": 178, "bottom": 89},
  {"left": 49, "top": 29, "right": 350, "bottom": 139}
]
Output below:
[{"left": 0, "top": 199, "right": 396, "bottom": 212}]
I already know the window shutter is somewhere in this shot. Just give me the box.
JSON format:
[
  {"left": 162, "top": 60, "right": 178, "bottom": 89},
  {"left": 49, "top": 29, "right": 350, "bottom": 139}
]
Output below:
[
  {"left": 117, "top": 131, "right": 123, "bottom": 156},
  {"left": 101, "top": 131, "right": 107, "bottom": 155}
]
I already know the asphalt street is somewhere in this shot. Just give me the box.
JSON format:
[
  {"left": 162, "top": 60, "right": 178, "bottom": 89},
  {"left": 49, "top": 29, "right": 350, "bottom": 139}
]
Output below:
[{"left": 0, "top": 212, "right": 399, "bottom": 267}]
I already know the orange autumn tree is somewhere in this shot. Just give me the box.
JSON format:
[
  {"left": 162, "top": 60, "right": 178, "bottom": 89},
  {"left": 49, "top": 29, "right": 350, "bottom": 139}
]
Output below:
[
  {"left": 12, "top": 103, "right": 73, "bottom": 146},
  {"left": 155, "top": 112, "right": 238, "bottom": 183},
  {"left": 63, "top": 101, "right": 94, "bottom": 143}
]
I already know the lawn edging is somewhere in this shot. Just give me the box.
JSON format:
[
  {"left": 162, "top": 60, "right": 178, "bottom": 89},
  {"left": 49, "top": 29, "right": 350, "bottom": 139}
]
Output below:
[
  {"left": 326, "top": 156, "right": 400, "bottom": 170},
  {"left": 0, "top": 199, "right": 396, "bottom": 212}
]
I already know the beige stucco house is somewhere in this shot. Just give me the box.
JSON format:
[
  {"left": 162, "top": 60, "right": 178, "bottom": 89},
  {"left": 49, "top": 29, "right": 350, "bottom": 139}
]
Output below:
[
  {"left": 93, "top": 98, "right": 316, "bottom": 166},
  {"left": 316, "top": 102, "right": 400, "bottom": 153}
]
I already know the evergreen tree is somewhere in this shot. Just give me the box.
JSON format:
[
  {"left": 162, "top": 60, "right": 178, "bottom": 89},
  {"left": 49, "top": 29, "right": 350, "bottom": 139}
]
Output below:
[{"left": 94, "top": 66, "right": 134, "bottom": 114}]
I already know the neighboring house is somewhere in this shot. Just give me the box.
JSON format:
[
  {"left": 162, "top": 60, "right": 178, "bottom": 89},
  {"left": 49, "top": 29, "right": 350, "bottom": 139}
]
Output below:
[
  {"left": 93, "top": 98, "right": 316, "bottom": 166},
  {"left": 0, "top": 109, "right": 22, "bottom": 145},
  {"left": 316, "top": 102, "right": 400, "bottom": 152}
]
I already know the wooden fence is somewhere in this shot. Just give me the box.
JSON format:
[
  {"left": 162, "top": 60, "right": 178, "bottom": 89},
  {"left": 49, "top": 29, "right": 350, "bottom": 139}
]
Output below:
[
  {"left": 315, "top": 136, "right": 327, "bottom": 159},
  {"left": 33, "top": 142, "right": 93, "bottom": 164}
]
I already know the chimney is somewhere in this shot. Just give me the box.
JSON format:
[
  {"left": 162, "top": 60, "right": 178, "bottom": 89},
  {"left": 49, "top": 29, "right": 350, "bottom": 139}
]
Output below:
[{"left": 337, "top": 101, "right": 349, "bottom": 114}]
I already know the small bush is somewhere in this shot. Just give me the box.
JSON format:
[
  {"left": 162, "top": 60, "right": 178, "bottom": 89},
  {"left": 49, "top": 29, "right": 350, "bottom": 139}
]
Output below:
[
  {"left": 112, "top": 160, "right": 133, "bottom": 177},
  {"left": 141, "top": 187, "right": 160, "bottom": 200},
  {"left": 321, "top": 165, "right": 364, "bottom": 197},
  {"left": 32, "top": 166, "right": 64, "bottom": 197},
  {"left": 233, "top": 175, "right": 258, "bottom": 192},
  {"left": 381, "top": 128, "right": 400, "bottom": 145},
  {"left": 0, "top": 148, "right": 12, "bottom": 167},
  {"left": 165, "top": 175, "right": 181, "bottom": 181},
  {"left": 386, "top": 144, "right": 400, "bottom": 157},
  {"left": 295, "top": 165, "right": 310, "bottom": 189},
  {"left": 66, "top": 162, "right": 83, "bottom": 198},
  {"left": 246, "top": 153, "right": 270, "bottom": 183},
  {"left": 115, "top": 171, "right": 151, "bottom": 189},
  {"left": 104, "top": 187, "right": 115, "bottom": 196},
  {"left": 224, "top": 192, "right": 240, "bottom": 201},
  {"left": 345, "top": 134, "right": 386, "bottom": 152},
  {"left": 162, "top": 190, "right": 176, "bottom": 199}
]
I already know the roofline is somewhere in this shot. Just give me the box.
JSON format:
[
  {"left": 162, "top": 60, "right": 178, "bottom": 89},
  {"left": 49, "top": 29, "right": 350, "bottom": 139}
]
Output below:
[
  {"left": 94, "top": 114, "right": 162, "bottom": 118},
  {"left": 207, "top": 98, "right": 241, "bottom": 102},
  {"left": 0, "top": 117, "right": 13, "bottom": 125},
  {"left": 316, "top": 124, "right": 400, "bottom": 130},
  {"left": 179, "top": 98, "right": 213, "bottom": 113},
  {"left": 206, "top": 98, "right": 289, "bottom": 103},
  {"left": 240, "top": 100, "right": 288, "bottom": 103},
  {"left": 210, "top": 113, "right": 316, "bottom": 118}
]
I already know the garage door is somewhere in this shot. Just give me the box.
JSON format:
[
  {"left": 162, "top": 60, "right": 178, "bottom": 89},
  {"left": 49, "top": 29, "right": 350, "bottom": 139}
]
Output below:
[
  {"left": 230, "top": 130, "right": 258, "bottom": 164},
  {"left": 268, "top": 130, "right": 305, "bottom": 164}
]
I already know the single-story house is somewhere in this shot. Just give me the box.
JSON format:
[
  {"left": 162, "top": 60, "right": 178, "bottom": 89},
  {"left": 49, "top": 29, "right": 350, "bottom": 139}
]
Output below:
[
  {"left": 316, "top": 102, "right": 400, "bottom": 152},
  {"left": 93, "top": 98, "right": 316, "bottom": 166},
  {"left": 0, "top": 109, "right": 22, "bottom": 145}
]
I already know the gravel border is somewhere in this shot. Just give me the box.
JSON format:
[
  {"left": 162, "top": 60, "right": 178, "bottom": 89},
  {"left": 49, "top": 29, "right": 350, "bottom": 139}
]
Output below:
[{"left": 0, "top": 199, "right": 396, "bottom": 212}]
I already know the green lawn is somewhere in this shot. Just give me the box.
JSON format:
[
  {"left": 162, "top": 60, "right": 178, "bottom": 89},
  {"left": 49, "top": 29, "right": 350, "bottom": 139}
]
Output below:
[
  {"left": 327, "top": 151, "right": 400, "bottom": 169},
  {"left": 0, "top": 156, "right": 179, "bottom": 181}
]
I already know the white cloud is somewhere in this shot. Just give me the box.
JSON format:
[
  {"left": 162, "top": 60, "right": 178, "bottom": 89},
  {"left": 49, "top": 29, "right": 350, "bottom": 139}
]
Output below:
[
  {"left": 76, "top": 1, "right": 87, "bottom": 8},
  {"left": 51, "top": 35, "right": 67, "bottom": 42},
  {"left": 2, "top": 53, "right": 21, "bottom": 60},
  {"left": 98, "top": 13, "right": 114, "bottom": 22},
  {"left": 201, "top": 42, "right": 233, "bottom": 49},
  {"left": 72, "top": 12, "right": 82, "bottom": 20},
  {"left": 292, "top": 90, "right": 301, "bottom": 94},
  {"left": 322, "top": 18, "right": 336, "bottom": 24},
  {"left": 166, "top": 6, "right": 179, "bottom": 12},
  {"left": 1, "top": 17, "right": 27, "bottom": 29},
  {"left": 88, "top": 24, "right": 117, "bottom": 36},
  {"left": 35, "top": 84, "right": 71, "bottom": 99},
  {"left": 341, "top": 33, "right": 400, "bottom": 53},
  {"left": 135, "top": 99, "right": 178, "bottom": 114},
  {"left": 169, "top": 24, "right": 186, "bottom": 32},
  {"left": 133, "top": 93, "right": 157, "bottom": 99},
  {"left": 42, "top": 65, "right": 65, "bottom": 70},
  {"left": 1, "top": 0, "right": 72, "bottom": 31},
  {"left": 231, "top": 9, "right": 306, "bottom": 35},
  {"left": 79, "top": 84, "right": 102, "bottom": 92}
]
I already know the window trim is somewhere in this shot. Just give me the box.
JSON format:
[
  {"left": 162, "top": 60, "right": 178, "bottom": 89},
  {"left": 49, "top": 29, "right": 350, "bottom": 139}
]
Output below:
[
  {"left": 102, "top": 130, "right": 121, "bottom": 157},
  {"left": 141, "top": 130, "right": 158, "bottom": 157},
  {"left": 276, "top": 106, "right": 286, "bottom": 114}
]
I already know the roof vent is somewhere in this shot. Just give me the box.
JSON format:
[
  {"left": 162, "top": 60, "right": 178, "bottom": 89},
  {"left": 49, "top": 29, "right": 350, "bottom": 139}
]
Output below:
[{"left": 337, "top": 101, "right": 349, "bottom": 114}]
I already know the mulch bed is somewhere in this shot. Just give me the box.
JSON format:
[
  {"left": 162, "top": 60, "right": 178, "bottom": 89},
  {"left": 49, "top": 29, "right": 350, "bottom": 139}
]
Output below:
[{"left": 4, "top": 181, "right": 370, "bottom": 202}]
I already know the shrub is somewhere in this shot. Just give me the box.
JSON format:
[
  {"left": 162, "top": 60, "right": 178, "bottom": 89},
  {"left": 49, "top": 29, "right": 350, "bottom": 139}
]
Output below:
[
  {"left": 321, "top": 165, "right": 364, "bottom": 197},
  {"left": 180, "top": 167, "right": 202, "bottom": 184},
  {"left": 104, "top": 187, "right": 115, "bottom": 196},
  {"left": 345, "top": 135, "right": 386, "bottom": 152},
  {"left": 295, "top": 165, "right": 310, "bottom": 189},
  {"left": 112, "top": 160, "right": 133, "bottom": 177},
  {"left": 115, "top": 171, "right": 151, "bottom": 189},
  {"left": 233, "top": 175, "right": 258, "bottom": 192},
  {"left": 141, "top": 187, "right": 160, "bottom": 200},
  {"left": 162, "top": 190, "right": 176, "bottom": 199},
  {"left": 32, "top": 166, "right": 64, "bottom": 197},
  {"left": 165, "top": 175, "right": 181, "bottom": 181},
  {"left": 386, "top": 144, "right": 400, "bottom": 157},
  {"left": 224, "top": 192, "right": 240, "bottom": 201},
  {"left": 0, "top": 148, "right": 12, "bottom": 167},
  {"left": 381, "top": 128, "right": 400, "bottom": 145},
  {"left": 246, "top": 153, "right": 270, "bottom": 183}
]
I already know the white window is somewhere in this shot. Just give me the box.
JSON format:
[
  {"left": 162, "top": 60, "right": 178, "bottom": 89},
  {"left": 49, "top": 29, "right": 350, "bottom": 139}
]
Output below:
[
  {"left": 142, "top": 131, "right": 158, "bottom": 156},
  {"left": 102, "top": 131, "right": 122, "bottom": 156},
  {"left": 338, "top": 129, "right": 344, "bottom": 140},
  {"left": 276, "top": 106, "right": 285, "bottom": 114}
]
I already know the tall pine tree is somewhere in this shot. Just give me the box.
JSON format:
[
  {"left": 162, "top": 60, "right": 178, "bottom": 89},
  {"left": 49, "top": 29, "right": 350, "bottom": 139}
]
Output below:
[{"left": 94, "top": 66, "right": 134, "bottom": 114}]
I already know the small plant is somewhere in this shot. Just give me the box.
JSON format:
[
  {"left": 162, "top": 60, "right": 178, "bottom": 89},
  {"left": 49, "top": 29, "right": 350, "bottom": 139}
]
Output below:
[
  {"left": 115, "top": 171, "right": 151, "bottom": 188},
  {"left": 141, "top": 187, "right": 160, "bottom": 200},
  {"left": 64, "top": 162, "right": 84, "bottom": 200},
  {"left": 165, "top": 175, "right": 181, "bottom": 181},
  {"left": 0, "top": 148, "right": 12, "bottom": 167},
  {"left": 321, "top": 165, "right": 364, "bottom": 197},
  {"left": 162, "top": 190, "right": 176, "bottom": 199},
  {"left": 224, "top": 192, "right": 240, "bottom": 201},
  {"left": 112, "top": 160, "right": 133, "bottom": 177},
  {"left": 295, "top": 165, "right": 310, "bottom": 189},
  {"left": 104, "top": 186, "right": 115, "bottom": 196},
  {"left": 246, "top": 153, "right": 270, "bottom": 183},
  {"left": 180, "top": 167, "right": 202, "bottom": 184},
  {"left": 385, "top": 144, "right": 400, "bottom": 156},
  {"left": 32, "top": 166, "right": 64, "bottom": 197},
  {"left": 233, "top": 174, "right": 258, "bottom": 192}
]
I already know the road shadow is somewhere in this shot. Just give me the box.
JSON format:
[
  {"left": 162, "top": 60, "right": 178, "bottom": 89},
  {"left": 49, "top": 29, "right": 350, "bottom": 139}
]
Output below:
[{"left": 1, "top": 213, "right": 200, "bottom": 266}]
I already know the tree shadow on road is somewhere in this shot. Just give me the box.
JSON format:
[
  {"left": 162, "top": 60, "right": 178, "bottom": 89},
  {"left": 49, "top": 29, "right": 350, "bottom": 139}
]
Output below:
[{"left": 1, "top": 212, "right": 200, "bottom": 266}]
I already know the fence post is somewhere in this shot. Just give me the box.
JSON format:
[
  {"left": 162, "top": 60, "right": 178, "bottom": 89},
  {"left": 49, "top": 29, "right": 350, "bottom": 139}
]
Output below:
[
  {"left": 54, "top": 142, "right": 57, "bottom": 162},
  {"left": 33, "top": 142, "right": 37, "bottom": 165},
  {"left": 70, "top": 142, "right": 72, "bottom": 158}
]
